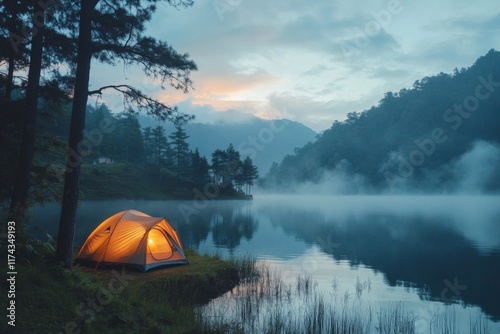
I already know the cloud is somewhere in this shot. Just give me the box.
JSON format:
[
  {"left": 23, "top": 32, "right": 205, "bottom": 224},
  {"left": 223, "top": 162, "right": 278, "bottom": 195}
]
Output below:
[
  {"left": 192, "top": 68, "right": 279, "bottom": 99},
  {"left": 407, "top": 11, "right": 500, "bottom": 73},
  {"left": 451, "top": 140, "right": 500, "bottom": 194},
  {"left": 86, "top": 1, "right": 500, "bottom": 132},
  {"left": 301, "top": 65, "right": 333, "bottom": 76},
  {"left": 265, "top": 93, "right": 341, "bottom": 132},
  {"left": 428, "top": 12, "right": 500, "bottom": 33},
  {"left": 173, "top": 98, "right": 259, "bottom": 124},
  {"left": 367, "top": 66, "right": 411, "bottom": 80}
]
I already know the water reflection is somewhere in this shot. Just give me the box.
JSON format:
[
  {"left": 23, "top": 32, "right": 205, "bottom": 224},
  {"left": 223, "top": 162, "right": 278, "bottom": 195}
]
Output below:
[
  {"left": 32, "top": 195, "right": 500, "bottom": 322},
  {"left": 176, "top": 201, "right": 257, "bottom": 252},
  {"left": 253, "top": 196, "right": 500, "bottom": 321}
]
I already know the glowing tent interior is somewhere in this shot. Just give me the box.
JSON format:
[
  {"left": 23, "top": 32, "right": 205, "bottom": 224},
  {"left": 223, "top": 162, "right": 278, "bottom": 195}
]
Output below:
[{"left": 75, "top": 210, "right": 187, "bottom": 271}]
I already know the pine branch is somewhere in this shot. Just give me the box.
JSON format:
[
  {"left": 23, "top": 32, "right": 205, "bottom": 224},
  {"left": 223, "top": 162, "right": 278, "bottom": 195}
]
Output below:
[{"left": 88, "top": 84, "right": 193, "bottom": 122}]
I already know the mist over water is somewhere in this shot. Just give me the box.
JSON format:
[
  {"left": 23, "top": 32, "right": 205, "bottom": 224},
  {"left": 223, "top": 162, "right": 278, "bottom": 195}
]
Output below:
[
  {"left": 290, "top": 160, "right": 373, "bottom": 195},
  {"left": 253, "top": 194, "right": 500, "bottom": 253},
  {"left": 447, "top": 141, "right": 500, "bottom": 193},
  {"left": 259, "top": 140, "right": 500, "bottom": 196},
  {"left": 385, "top": 140, "right": 500, "bottom": 194}
]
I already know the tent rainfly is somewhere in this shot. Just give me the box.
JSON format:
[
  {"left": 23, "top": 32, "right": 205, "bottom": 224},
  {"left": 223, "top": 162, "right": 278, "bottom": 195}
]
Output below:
[{"left": 75, "top": 210, "right": 187, "bottom": 271}]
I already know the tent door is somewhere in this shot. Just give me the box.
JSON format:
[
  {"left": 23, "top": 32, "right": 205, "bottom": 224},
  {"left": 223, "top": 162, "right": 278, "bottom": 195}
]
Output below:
[{"left": 146, "top": 228, "right": 174, "bottom": 261}]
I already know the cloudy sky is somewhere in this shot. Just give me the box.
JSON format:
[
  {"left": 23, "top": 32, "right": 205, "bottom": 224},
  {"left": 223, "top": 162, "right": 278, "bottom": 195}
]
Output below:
[{"left": 91, "top": 0, "right": 500, "bottom": 132}]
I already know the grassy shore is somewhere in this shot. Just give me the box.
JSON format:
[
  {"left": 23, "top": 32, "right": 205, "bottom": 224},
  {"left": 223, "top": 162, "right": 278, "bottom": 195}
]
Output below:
[{"left": 2, "top": 250, "right": 256, "bottom": 334}]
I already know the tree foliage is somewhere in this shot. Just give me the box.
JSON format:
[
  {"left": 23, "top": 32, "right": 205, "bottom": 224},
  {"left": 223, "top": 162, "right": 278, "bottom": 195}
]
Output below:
[
  {"left": 210, "top": 143, "right": 258, "bottom": 193},
  {"left": 169, "top": 121, "right": 190, "bottom": 178},
  {"left": 240, "top": 156, "right": 259, "bottom": 195},
  {"left": 190, "top": 148, "right": 210, "bottom": 185}
]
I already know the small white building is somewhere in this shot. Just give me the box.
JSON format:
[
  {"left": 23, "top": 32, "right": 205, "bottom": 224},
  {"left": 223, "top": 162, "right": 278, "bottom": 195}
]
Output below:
[{"left": 94, "top": 156, "right": 113, "bottom": 164}]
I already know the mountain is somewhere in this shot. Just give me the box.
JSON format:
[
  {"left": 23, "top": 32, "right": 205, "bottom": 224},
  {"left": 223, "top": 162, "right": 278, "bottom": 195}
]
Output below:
[
  {"left": 137, "top": 113, "right": 317, "bottom": 174},
  {"left": 261, "top": 49, "right": 500, "bottom": 193}
]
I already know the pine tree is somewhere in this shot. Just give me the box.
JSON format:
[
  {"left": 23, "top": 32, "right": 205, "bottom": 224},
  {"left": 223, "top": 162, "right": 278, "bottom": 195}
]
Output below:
[
  {"left": 142, "top": 126, "right": 153, "bottom": 163},
  {"left": 151, "top": 125, "right": 172, "bottom": 167},
  {"left": 190, "top": 148, "right": 210, "bottom": 184},
  {"left": 241, "top": 156, "right": 259, "bottom": 195},
  {"left": 211, "top": 148, "right": 227, "bottom": 185},
  {"left": 225, "top": 143, "right": 241, "bottom": 188},
  {"left": 4, "top": 0, "right": 78, "bottom": 219},
  {"left": 8, "top": 0, "right": 47, "bottom": 217},
  {"left": 169, "top": 122, "right": 190, "bottom": 178},
  {"left": 0, "top": 0, "right": 31, "bottom": 100},
  {"left": 116, "top": 113, "right": 144, "bottom": 163}
]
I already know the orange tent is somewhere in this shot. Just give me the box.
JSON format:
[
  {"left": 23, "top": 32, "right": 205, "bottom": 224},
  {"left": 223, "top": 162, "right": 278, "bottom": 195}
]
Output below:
[{"left": 76, "top": 210, "right": 187, "bottom": 271}]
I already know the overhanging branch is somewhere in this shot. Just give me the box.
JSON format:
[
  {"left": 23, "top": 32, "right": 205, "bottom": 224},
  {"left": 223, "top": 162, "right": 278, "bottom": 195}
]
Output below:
[{"left": 88, "top": 84, "right": 194, "bottom": 123}]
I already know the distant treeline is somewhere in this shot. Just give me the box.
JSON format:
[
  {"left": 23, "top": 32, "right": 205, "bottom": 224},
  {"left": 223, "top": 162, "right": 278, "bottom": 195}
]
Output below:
[
  {"left": 0, "top": 102, "right": 258, "bottom": 203},
  {"left": 261, "top": 49, "right": 500, "bottom": 192},
  {"left": 83, "top": 104, "right": 259, "bottom": 194}
]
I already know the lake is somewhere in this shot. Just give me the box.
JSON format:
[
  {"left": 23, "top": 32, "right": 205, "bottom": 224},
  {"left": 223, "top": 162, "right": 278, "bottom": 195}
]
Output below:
[{"left": 32, "top": 195, "right": 500, "bottom": 332}]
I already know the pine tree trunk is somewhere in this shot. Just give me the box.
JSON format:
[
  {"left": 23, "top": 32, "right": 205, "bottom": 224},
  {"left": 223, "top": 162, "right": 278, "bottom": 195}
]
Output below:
[
  {"left": 9, "top": 1, "right": 45, "bottom": 217},
  {"left": 4, "top": 11, "right": 18, "bottom": 100},
  {"left": 55, "top": 0, "right": 97, "bottom": 267},
  {"left": 5, "top": 51, "right": 15, "bottom": 99}
]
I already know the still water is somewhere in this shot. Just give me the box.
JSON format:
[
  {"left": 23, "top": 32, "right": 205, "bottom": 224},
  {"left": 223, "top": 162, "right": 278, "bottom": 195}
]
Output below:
[{"left": 32, "top": 195, "right": 500, "bottom": 331}]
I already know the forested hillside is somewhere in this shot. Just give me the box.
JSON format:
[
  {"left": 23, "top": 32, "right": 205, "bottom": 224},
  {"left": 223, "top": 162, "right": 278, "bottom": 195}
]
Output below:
[{"left": 262, "top": 50, "right": 500, "bottom": 193}]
